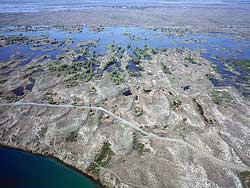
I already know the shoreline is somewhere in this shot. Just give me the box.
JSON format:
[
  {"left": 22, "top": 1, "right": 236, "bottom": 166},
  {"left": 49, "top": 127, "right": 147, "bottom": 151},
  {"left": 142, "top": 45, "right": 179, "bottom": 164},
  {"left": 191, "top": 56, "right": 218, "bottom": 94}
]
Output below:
[{"left": 0, "top": 144, "right": 103, "bottom": 188}]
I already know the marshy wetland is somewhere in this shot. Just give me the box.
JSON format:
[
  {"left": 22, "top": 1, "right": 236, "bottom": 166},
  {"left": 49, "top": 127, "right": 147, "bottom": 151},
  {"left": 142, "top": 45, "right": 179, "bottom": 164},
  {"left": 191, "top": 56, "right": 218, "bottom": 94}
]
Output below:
[
  {"left": 0, "top": 24, "right": 250, "bottom": 188},
  {"left": 1, "top": 25, "right": 250, "bottom": 97}
]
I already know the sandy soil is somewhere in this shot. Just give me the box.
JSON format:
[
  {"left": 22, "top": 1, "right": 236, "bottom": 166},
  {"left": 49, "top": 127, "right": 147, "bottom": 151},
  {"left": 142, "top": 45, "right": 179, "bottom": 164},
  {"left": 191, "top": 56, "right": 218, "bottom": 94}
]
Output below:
[{"left": 1, "top": 7, "right": 250, "bottom": 36}]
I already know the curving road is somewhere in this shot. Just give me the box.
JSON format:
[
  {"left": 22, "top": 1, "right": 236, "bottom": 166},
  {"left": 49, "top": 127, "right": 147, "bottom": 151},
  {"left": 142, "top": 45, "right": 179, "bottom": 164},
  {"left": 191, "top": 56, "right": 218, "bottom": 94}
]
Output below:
[{"left": 1, "top": 102, "right": 250, "bottom": 172}]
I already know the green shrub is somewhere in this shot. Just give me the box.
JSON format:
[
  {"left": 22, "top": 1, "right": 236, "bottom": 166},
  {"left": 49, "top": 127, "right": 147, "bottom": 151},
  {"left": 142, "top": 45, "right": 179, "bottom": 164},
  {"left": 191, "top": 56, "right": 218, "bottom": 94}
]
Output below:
[
  {"left": 239, "top": 171, "right": 250, "bottom": 188},
  {"left": 171, "top": 96, "right": 182, "bottom": 110},
  {"left": 86, "top": 142, "right": 114, "bottom": 175},
  {"left": 161, "top": 63, "right": 171, "bottom": 74},
  {"left": 133, "top": 135, "right": 149, "bottom": 154},
  {"left": 47, "top": 96, "right": 56, "bottom": 104},
  {"left": 210, "top": 90, "right": 233, "bottom": 105},
  {"left": 110, "top": 69, "right": 124, "bottom": 85},
  {"left": 134, "top": 106, "right": 143, "bottom": 116},
  {"left": 65, "top": 131, "right": 78, "bottom": 142},
  {"left": 184, "top": 56, "right": 197, "bottom": 64}
]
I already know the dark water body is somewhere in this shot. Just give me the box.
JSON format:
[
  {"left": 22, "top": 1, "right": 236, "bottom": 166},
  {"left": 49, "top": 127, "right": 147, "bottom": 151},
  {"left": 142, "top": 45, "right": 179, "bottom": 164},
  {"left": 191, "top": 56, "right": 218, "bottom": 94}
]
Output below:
[
  {"left": 0, "top": 147, "right": 100, "bottom": 188},
  {"left": 123, "top": 89, "right": 132, "bottom": 96},
  {"left": 12, "top": 86, "right": 24, "bottom": 96},
  {"left": 0, "top": 26, "right": 250, "bottom": 96},
  {"left": 25, "top": 78, "right": 35, "bottom": 91}
]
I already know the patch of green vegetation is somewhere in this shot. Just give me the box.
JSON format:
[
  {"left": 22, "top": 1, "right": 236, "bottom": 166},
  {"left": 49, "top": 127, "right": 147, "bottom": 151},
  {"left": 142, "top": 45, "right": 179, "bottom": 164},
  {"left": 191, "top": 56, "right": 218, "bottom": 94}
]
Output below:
[
  {"left": 103, "top": 57, "right": 116, "bottom": 70},
  {"left": 211, "top": 64, "right": 220, "bottom": 73},
  {"left": 73, "top": 71, "right": 93, "bottom": 81},
  {"left": 107, "top": 44, "right": 115, "bottom": 52},
  {"left": 63, "top": 70, "right": 93, "bottom": 87},
  {"left": 65, "top": 38, "right": 73, "bottom": 45},
  {"left": 169, "top": 76, "right": 177, "bottom": 82},
  {"left": 149, "top": 47, "right": 158, "bottom": 55},
  {"left": 239, "top": 171, "right": 250, "bottom": 188},
  {"left": 47, "top": 96, "right": 56, "bottom": 104},
  {"left": 91, "top": 26, "right": 104, "bottom": 32},
  {"left": 123, "top": 32, "right": 143, "bottom": 40},
  {"left": 49, "top": 62, "right": 74, "bottom": 73},
  {"left": 120, "top": 48, "right": 125, "bottom": 54},
  {"left": 64, "top": 80, "right": 79, "bottom": 88},
  {"left": 49, "top": 60, "right": 94, "bottom": 85},
  {"left": 228, "top": 59, "right": 250, "bottom": 72},
  {"left": 134, "top": 106, "right": 143, "bottom": 116},
  {"left": 133, "top": 135, "right": 149, "bottom": 154},
  {"left": 110, "top": 69, "right": 124, "bottom": 85},
  {"left": 106, "top": 44, "right": 126, "bottom": 60},
  {"left": 89, "top": 86, "right": 97, "bottom": 94},
  {"left": 161, "top": 63, "right": 171, "bottom": 74},
  {"left": 132, "top": 45, "right": 158, "bottom": 62},
  {"left": 2, "top": 95, "right": 19, "bottom": 103},
  {"left": 128, "top": 70, "right": 141, "bottom": 77},
  {"left": 78, "top": 40, "right": 98, "bottom": 48},
  {"left": 184, "top": 56, "right": 197, "bottom": 64},
  {"left": 65, "top": 131, "right": 78, "bottom": 142},
  {"left": 241, "top": 75, "right": 250, "bottom": 81},
  {"left": 133, "top": 47, "right": 148, "bottom": 60},
  {"left": 1, "top": 35, "right": 32, "bottom": 45},
  {"left": 0, "top": 79, "right": 7, "bottom": 85},
  {"left": 160, "top": 27, "right": 191, "bottom": 37},
  {"left": 86, "top": 142, "right": 114, "bottom": 176},
  {"left": 238, "top": 60, "right": 250, "bottom": 71},
  {"left": 81, "top": 48, "right": 89, "bottom": 56},
  {"left": 171, "top": 96, "right": 182, "bottom": 111},
  {"left": 210, "top": 90, "right": 233, "bottom": 105}
]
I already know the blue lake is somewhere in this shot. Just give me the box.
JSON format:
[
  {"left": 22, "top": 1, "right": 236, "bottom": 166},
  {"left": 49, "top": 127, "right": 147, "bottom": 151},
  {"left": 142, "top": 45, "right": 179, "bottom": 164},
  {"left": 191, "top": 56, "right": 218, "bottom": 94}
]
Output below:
[{"left": 0, "top": 147, "right": 101, "bottom": 188}]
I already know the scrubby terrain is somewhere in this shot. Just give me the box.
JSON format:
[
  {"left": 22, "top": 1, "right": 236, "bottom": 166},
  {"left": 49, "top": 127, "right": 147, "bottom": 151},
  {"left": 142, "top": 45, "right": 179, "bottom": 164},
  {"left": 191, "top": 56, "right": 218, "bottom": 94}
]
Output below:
[{"left": 0, "top": 43, "right": 250, "bottom": 187}]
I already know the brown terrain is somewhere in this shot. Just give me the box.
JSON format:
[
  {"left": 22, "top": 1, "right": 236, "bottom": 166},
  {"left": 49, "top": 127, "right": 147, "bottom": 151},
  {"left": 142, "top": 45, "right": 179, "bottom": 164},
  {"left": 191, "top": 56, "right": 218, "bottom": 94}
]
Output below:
[
  {"left": 0, "top": 46, "right": 250, "bottom": 187},
  {"left": 1, "top": 2, "right": 250, "bottom": 187},
  {"left": 0, "top": 6, "right": 250, "bottom": 37}
]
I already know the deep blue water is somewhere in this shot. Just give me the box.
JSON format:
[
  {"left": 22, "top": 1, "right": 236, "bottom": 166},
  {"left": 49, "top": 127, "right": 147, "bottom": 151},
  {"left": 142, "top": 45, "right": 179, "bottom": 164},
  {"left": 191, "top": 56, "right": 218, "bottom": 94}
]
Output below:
[
  {"left": 0, "top": 26, "right": 250, "bottom": 96},
  {"left": 0, "top": 147, "right": 100, "bottom": 188}
]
